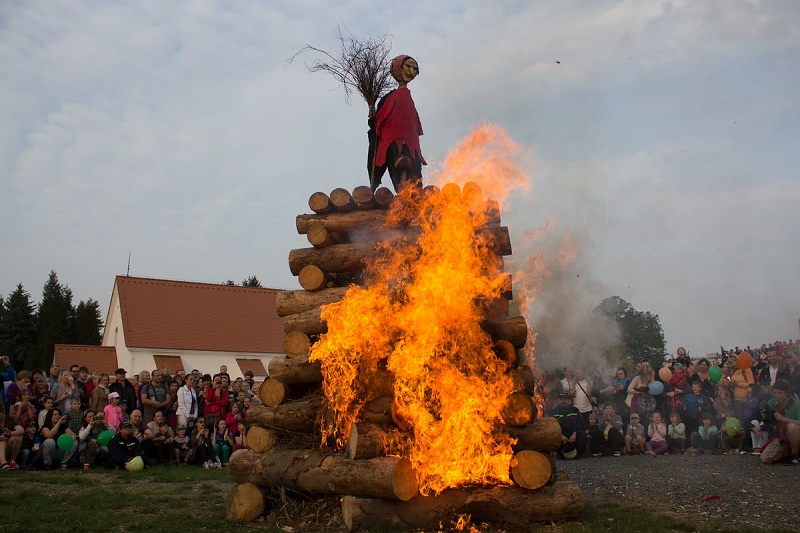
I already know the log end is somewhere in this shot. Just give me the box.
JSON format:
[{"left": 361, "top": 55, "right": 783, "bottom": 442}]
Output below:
[
  {"left": 226, "top": 482, "right": 267, "bottom": 523},
  {"left": 510, "top": 450, "right": 554, "bottom": 490},
  {"left": 392, "top": 457, "right": 419, "bottom": 501},
  {"left": 247, "top": 426, "right": 278, "bottom": 454},
  {"left": 260, "top": 378, "right": 292, "bottom": 408}
]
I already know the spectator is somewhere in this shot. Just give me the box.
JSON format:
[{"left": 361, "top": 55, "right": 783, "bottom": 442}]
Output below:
[
  {"left": 688, "top": 358, "right": 715, "bottom": 396},
  {"left": 627, "top": 363, "right": 656, "bottom": 427},
  {"left": 141, "top": 369, "right": 171, "bottom": 425},
  {"left": 233, "top": 421, "right": 249, "bottom": 452},
  {"left": 645, "top": 411, "right": 668, "bottom": 456},
  {"left": 548, "top": 393, "right": 585, "bottom": 459},
  {"left": 750, "top": 419, "right": 768, "bottom": 454},
  {"left": 45, "top": 364, "right": 61, "bottom": 391},
  {"left": 758, "top": 350, "right": 788, "bottom": 396},
  {"left": 684, "top": 381, "right": 715, "bottom": 436},
  {"left": 50, "top": 371, "right": 77, "bottom": 413},
  {"left": 109, "top": 369, "right": 137, "bottom": 415},
  {"left": 176, "top": 374, "right": 199, "bottom": 431},
  {"left": 143, "top": 411, "right": 173, "bottom": 464},
  {"left": 243, "top": 370, "right": 255, "bottom": 392},
  {"left": 104, "top": 392, "right": 124, "bottom": 431},
  {"left": 39, "top": 408, "right": 78, "bottom": 470},
  {"left": 0, "top": 356, "right": 16, "bottom": 410},
  {"left": 225, "top": 402, "right": 244, "bottom": 438},
  {"left": 79, "top": 410, "right": 113, "bottom": 468},
  {"left": 64, "top": 397, "right": 84, "bottom": 436},
  {"left": 0, "top": 401, "right": 23, "bottom": 469},
  {"left": 129, "top": 410, "right": 145, "bottom": 440},
  {"left": 166, "top": 381, "right": 180, "bottom": 427},
  {"left": 728, "top": 354, "right": 755, "bottom": 403},
  {"left": 6, "top": 370, "right": 30, "bottom": 408},
  {"left": 172, "top": 424, "right": 191, "bottom": 464},
  {"left": 11, "top": 389, "right": 37, "bottom": 429},
  {"left": 590, "top": 403, "right": 624, "bottom": 457},
  {"left": 76, "top": 366, "right": 91, "bottom": 409},
  {"left": 38, "top": 397, "right": 54, "bottom": 429},
  {"left": 203, "top": 374, "right": 229, "bottom": 422},
  {"left": 106, "top": 422, "right": 144, "bottom": 470},
  {"left": 624, "top": 413, "right": 646, "bottom": 454},
  {"left": 666, "top": 363, "right": 688, "bottom": 413},
  {"left": 783, "top": 353, "right": 800, "bottom": 398},
  {"left": 766, "top": 381, "right": 800, "bottom": 464},
  {"left": 572, "top": 367, "right": 595, "bottom": 427},
  {"left": 212, "top": 418, "right": 233, "bottom": 467},
  {"left": 560, "top": 368, "right": 575, "bottom": 397},
  {"left": 90, "top": 374, "right": 111, "bottom": 413},
  {"left": 28, "top": 376, "right": 51, "bottom": 411},
  {"left": 714, "top": 381, "right": 734, "bottom": 429},
  {"left": 17, "top": 421, "right": 41, "bottom": 470},
  {"left": 667, "top": 411, "right": 687, "bottom": 453},
  {"left": 136, "top": 370, "right": 152, "bottom": 412},
  {"left": 689, "top": 413, "right": 718, "bottom": 455},
  {"left": 189, "top": 417, "right": 215, "bottom": 468}
]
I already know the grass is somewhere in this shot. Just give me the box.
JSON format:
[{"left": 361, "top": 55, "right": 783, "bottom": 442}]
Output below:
[{"left": 0, "top": 469, "right": 793, "bottom": 532}]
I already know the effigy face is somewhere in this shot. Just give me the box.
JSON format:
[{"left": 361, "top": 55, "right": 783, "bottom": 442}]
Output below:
[{"left": 401, "top": 58, "right": 419, "bottom": 84}]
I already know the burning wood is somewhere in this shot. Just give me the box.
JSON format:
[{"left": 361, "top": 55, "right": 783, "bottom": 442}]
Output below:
[{"left": 229, "top": 181, "right": 582, "bottom": 527}]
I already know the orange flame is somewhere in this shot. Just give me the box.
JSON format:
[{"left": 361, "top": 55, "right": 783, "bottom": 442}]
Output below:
[{"left": 310, "top": 124, "right": 532, "bottom": 494}]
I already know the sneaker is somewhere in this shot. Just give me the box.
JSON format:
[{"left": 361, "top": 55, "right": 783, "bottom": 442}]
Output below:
[
  {"left": 788, "top": 454, "right": 799, "bottom": 465},
  {"left": 203, "top": 461, "right": 210, "bottom": 469},
  {"left": 7, "top": 460, "right": 19, "bottom": 470},
  {"left": 645, "top": 451, "right": 655, "bottom": 457},
  {"left": 591, "top": 453, "right": 601, "bottom": 457},
  {"left": 613, "top": 451, "right": 621, "bottom": 457},
  {"left": 60, "top": 464, "right": 68, "bottom": 471}
]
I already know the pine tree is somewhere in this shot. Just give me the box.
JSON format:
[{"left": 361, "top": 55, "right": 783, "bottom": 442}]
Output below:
[
  {"left": 33, "top": 270, "right": 74, "bottom": 369},
  {"left": 72, "top": 299, "right": 104, "bottom": 345},
  {"left": 0, "top": 284, "right": 37, "bottom": 369}
]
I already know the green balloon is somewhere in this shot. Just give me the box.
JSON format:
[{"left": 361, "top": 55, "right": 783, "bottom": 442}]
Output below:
[
  {"left": 725, "top": 417, "right": 742, "bottom": 437},
  {"left": 57, "top": 433, "right": 74, "bottom": 451},
  {"left": 97, "top": 430, "right": 115, "bottom": 447},
  {"left": 709, "top": 366, "right": 723, "bottom": 383}
]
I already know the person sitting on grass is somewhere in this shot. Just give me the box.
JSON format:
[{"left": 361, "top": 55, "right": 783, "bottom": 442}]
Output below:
[
  {"left": 689, "top": 412, "right": 718, "bottom": 454},
  {"left": 39, "top": 407, "right": 78, "bottom": 470},
  {"left": 750, "top": 419, "right": 769, "bottom": 454},
  {"left": 645, "top": 411, "right": 668, "bottom": 456},
  {"left": 233, "top": 421, "right": 249, "bottom": 452},
  {"left": 684, "top": 381, "right": 715, "bottom": 437},
  {"left": 11, "top": 389, "right": 37, "bottom": 429},
  {"left": 189, "top": 417, "right": 215, "bottom": 468},
  {"left": 0, "top": 402, "right": 24, "bottom": 470},
  {"left": 625, "top": 413, "right": 646, "bottom": 454},
  {"left": 106, "top": 422, "right": 144, "bottom": 470},
  {"left": 212, "top": 417, "right": 234, "bottom": 467},
  {"left": 549, "top": 393, "right": 585, "bottom": 459},
  {"left": 143, "top": 411, "right": 173, "bottom": 465},
  {"left": 172, "top": 424, "right": 191, "bottom": 464},
  {"left": 590, "top": 403, "right": 625, "bottom": 457},
  {"left": 18, "top": 421, "right": 41, "bottom": 470},
  {"left": 65, "top": 396, "right": 84, "bottom": 437},
  {"left": 766, "top": 380, "right": 800, "bottom": 464},
  {"left": 38, "top": 397, "right": 54, "bottom": 429},
  {"left": 79, "top": 410, "right": 113, "bottom": 468},
  {"left": 667, "top": 411, "right": 687, "bottom": 453}
]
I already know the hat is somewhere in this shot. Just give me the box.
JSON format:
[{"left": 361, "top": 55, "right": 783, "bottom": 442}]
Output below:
[
  {"left": 751, "top": 420, "right": 763, "bottom": 429},
  {"left": 121, "top": 422, "right": 134, "bottom": 429},
  {"left": 114, "top": 368, "right": 127, "bottom": 375},
  {"left": 673, "top": 362, "right": 684, "bottom": 369},
  {"left": 176, "top": 424, "right": 186, "bottom": 431},
  {"left": 630, "top": 413, "right": 640, "bottom": 419},
  {"left": 558, "top": 392, "right": 569, "bottom": 399},
  {"left": 108, "top": 392, "right": 121, "bottom": 399}
]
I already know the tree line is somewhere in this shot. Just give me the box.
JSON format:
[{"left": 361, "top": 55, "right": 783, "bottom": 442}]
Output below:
[{"left": 0, "top": 270, "right": 104, "bottom": 371}]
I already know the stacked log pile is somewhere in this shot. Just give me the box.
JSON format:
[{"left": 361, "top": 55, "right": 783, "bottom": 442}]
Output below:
[{"left": 226, "top": 185, "right": 583, "bottom": 530}]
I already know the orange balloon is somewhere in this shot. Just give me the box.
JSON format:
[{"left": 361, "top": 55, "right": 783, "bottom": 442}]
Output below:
[
  {"left": 658, "top": 367, "right": 673, "bottom": 382},
  {"left": 737, "top": 352, "right": 753, "bottom": 370}
]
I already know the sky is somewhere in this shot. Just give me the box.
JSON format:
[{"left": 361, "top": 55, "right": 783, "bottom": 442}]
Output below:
[{"left": 1, "top": 0, "right": 798, "bottom": 360}]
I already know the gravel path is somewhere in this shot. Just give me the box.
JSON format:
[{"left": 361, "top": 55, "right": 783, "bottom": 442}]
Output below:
[{"left": 557, "top": 453, "right": 800, "bottom": 531}]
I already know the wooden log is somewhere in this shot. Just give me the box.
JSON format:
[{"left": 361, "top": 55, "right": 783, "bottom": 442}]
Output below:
[
  {"left": 296, "top": 210, "right": 389, "bottom": 235},
  {"left": 246, "top": 397, "right": 321, "bottom": 433},
  {"left": 298, "top": 265, "right": 331, "bottom": 292},
  {"left": 330, "top": 187, "right": 357, "bottom": 212},
  {"left": 288, "top": 226, "right": 513, "bottom": 276},
  {"left": 506, "top": 417, "right": 562, "bottom": 453},
  {"left": 309, "top": 192, "right": 333, "bottom": 214},
  {"left": 352, "top": 186, "right": 376, "bottom": 209},
  {"left": 276, "top": 287, "right": 349, "bottom": 317},
  {"left": 501, "top": 392, "right": 535, "bottom": 427},
  {"left": 374, "top": 187, "right": 394, "bottom": 209},
  {"left": 247, "top": 426, "right": 278, "bottom": 453},
  {"left": 259, "top": 379, "right": 295, "bottom": 408},
  {"left": 307, "top": 222, "right": 344, "bottom": 248},
  {"left": 493, "top": 339, "right": 517, "bottom": 370},
  {"left": 283, "top": 329, "right": 312, "bottom": 358},
  {"left": 228, "top": 449, "right": 418, "bottom": 501},
  {"left": 481, "top": 297, "right": 510, "bottom": 321},
  {"left": 341, "top": 478, "right": 584, "bottom": 531},
  {"left": 510, "top": 365, "right": 536, "bottom": 396},
  {"left": 347, "top": 422, "right": 389, "bottom": 459},
  {"left": 391, "top": 399, "right": 412, "bottom": 431},
  {"left": 225, "top": 482, "right": 267, "bottom": 523},
  {"left": 510, "top": 450, "right": 554, "bottom": 490},
  {"left": 268, "top": 356, "right": 323, "bottom": 385},
  {"left": 282, "top": 306, "right": 325, "bottom": 335},
  {"left": 482, "top": 315, "right": 528, "bottom": 349},
  {"left": 362, "top": 397, "right": 393, "bottom": 425}
]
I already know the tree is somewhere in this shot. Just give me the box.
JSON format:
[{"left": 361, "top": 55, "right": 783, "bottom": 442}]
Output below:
[
  {"left": 31, "top": 270, "right": 74, "bottom": 369},
  {"left": 593, "top": 296, "right": 667, "bottom": 369},
  {"left": 222, "top": 280, "right": 236, "bottom": 286},
  {"left": 0, "top": 284, "right": 37, "bottom": 368},
  {"left": 72, "top": 299, "right": 103, "bottom": 345},
  {"left": 241, "top": 276, "right": 263, "bottom": 288}
]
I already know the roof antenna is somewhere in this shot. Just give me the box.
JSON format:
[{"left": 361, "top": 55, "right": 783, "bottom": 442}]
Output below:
[{"left": 127, "top": 250, "right": 131, "bottom": 276}]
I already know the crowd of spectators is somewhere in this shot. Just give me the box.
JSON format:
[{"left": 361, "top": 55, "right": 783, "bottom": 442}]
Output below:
[
  {"left": 545, "top": 339, "right": 800, "bottom": 465},
  {"left": 0, "top": 358, "right": 260, "bottom": 471}
]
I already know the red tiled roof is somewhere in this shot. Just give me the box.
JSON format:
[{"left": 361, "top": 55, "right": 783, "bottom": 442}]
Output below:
[
  {"left": 236, "top": 359, "right": 267, "bottom": 377},
  {"left": 53, "top": 345, "right": 119, "bottom": 375},
  {"left": 115, "top": 276, "right": 285, "bottom": 353},
  {"left": 153, "top": 356, "right": 184, "bottom": 375}
]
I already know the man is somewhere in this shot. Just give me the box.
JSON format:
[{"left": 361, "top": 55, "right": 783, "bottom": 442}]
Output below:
[
  {"left": 45, "top": 364, "right": 62, "bottom": 391},
  {"left": 590, "top": 403, "right": 625, "bottom": 457},
  {"left": 572, "top": 367, "right": 594, "bottom": 427},
  {"left": 548, "top": 393, "right": 585, "bottom": 458},
  {"left": 106, "top": 422, "right": 144, "bottom": 470},
  {"left": 129, "top": 409, "right": 145, "bottom": 440},
  {"left": 758, "top": 350, "right": 789, "bottom": 395},
  {"left": 766, "top": 381, "right": 800, "bottom": 464},
  {"left": 71, "top": 365, "right": 90, "bottom": 409},
  {"left": 141, "top": 369, "right": 171, "bottom": 424},
  {"left": 109, "top": 368, "right": 137, "bottom": 415},
  {"left": 368, "top": 55, "right": 426, "bottom": 192}
]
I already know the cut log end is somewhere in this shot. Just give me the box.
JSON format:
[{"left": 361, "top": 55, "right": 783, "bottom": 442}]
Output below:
[
  {"left": 502, "top": 392, "right": 535, "bottom": 427},
  {"left": 298, "top": 265, "right": 329, "bottom": 292},
  {"left": 259, "top": 378, "right": 292, "bottom": 408},
  {"left": 510, "top": 450, "right": 555, "bottom": 490},
  {"left": 330, "top": 187, "right": 357, "bottom": 212},
  {"left": 392, "top": 457, "right": 419, "bottom": 501},
  {"left": 283, "top": 329, "right": 312, "bottom": 357},
  {"left": 246, "top": 426, "right": 278, "bottom": 453},
  {"left": 309, "top": 192, "right": 333, "bottom": 214},
  {"left": 225, "top": 482, "right": 266, "bottom": 523}
]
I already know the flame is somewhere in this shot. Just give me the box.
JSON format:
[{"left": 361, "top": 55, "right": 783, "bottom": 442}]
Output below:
[{"left": 310, "top": 124, "right": 532, "bottom": 494}]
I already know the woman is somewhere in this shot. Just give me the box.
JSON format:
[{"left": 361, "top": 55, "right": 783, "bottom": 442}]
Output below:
[
  {"left": 627, "top": 363, "right": 656, "bottom": 427},
  {"left": 50, "top": 372, "right": 76, "bottom": 413},
  {"left": 783, "top": 353, "right": 800, "bottom": 399},
  {"left": 136, "top": 370, "right": 151, "bottom": 412},
  {"left": 28, "top": 376, "right": 50, "bottom": 411},
  {"left": 40, "top": 408, "right": 78, "bottom": 470},
  {"left": 6, "top": 370, "right": 31, "bottom": 407},
  {"left": 176, "top": 374, "right": 199, "bottom": 431},
  {"left": 688, "top": 358, "right": 715, "bottom": 396},
  {"left": 203, "top": 375, "right": 229, "bottom": 422},
  {"left": 560, "top": 368, "right": 575, "bottom": 397},
  {"left": 90, "top": 374, "right": 111, "bottom": 413},
  {"left": 166, "top": 381, "right": 180, "bottom": 427},
  {"left": 728, "top": 354, "right": 755, "bottom": 403},
  {"left": 189, "top": 417, "right": 215, "bottom": 468},
  {"left": 11, "top": 389, "right": 37, "bottom": 429}
]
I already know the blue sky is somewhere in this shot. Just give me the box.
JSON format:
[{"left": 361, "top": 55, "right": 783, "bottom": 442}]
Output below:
[{"left": 1, "top": 0, "right": 798, "bottom": 361}]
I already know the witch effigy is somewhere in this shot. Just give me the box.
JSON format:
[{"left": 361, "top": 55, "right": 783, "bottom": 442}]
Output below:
[{"left": 367, "top": 55, "right": 426, "bottom": 192}]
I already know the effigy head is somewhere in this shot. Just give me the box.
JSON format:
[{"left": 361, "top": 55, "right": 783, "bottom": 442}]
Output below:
[{"left": 391, "top": 55, "right": 419, "bottom": 84}]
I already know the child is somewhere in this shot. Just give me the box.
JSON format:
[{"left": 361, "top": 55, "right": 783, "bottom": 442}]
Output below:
[
  {"left": 645, "top": 411, "right": 668, "bottom": 456},
  {"left": 190, "top": 417, "right": 215, "bottom": 468},
  {"left": 38, "top": 397, "right": 54, "bottom": 429},
  {"left": 684, "top": 381, "right": 714, "bottom": 436},
  {"left": 586, "top": 412, "right": 599, "bottom": 456},
  {"left": 11, "top": 390, "right": 37, "bottom": 429},
  {"left": 625, "top": 413, "right": 646, "bottom": 454},
  {"left": 104, "top": 392, "right": 124, "bottom": 431},
  {"left": 689, "top": 413, "right": 718, "bottom": 454},
  {"left": 172, "top": 424, "right": 191, "bottom": 464},
  {"left": 667, "top": 363, "right": 688, "bottom": 413},
  {"left": 18, "top": 421, "right": 42, "bottom": 470},
  {"left": 212, "top": 418, "right": 234, "bottom": 467},
  {"left": 667, "top": 411, "right": 686, "bottom": 453},
  {"left": 233, "top": 421, "right": 249, "bottom": 452},
  {"left": 65, "top": 397, "right": 84, "bottom": 436},
  {"left": 750, "top": 419, "right": 768, "bottom": 454}
]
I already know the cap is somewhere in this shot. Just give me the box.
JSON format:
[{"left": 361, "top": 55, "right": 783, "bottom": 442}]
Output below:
[
  {"left": 108, "top": 392, "right": 121, "bottom": 399},
  {"left": 673, "top": 362, "right": 683, "bottom": 369},
  {"left": 558, "top": 393, "right": 569, "bottom": 399},
  {"left": 121, "top": 422, "right": 134, "bottom": 429},
  {"left": 176, "top": 424, "right": 186, "bottom": 431},
  {"left": 630, "top": 413, "right": 640, "bottom": 418},
  {"left": 114, "top": 368, "right": 127, "bottom": 375}
]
